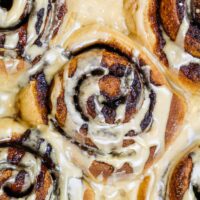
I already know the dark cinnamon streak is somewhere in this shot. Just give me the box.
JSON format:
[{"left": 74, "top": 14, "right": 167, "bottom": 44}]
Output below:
[
  {"left": 4, "top": 170, "right": 26, "bottom": 196},
  {"left": 35, "top": 8, "right": 45, "bottom": 34},
  {"left": 74, "top": 74, "right": 89, "bottom": 122},
  {"left": 101, "top": 105, "right": 116, "bottom": 124},
  {"left": 175, "top": 0, "right": 185, "bottom": 22},
  {"left": 191, "top": 0, "right": 200, "bottom": 25},
  {"left": 149, "top": 0, "right": 168, "bottom": 65},
  {"left": 193, "top": 185, "right": 200, "bottom": 199},
  {"left": 17, "top": 25, "right": 27, "bottom": 55},
  {"left": 0, "top": 35, "right": 6, "bottom": 48},
  {"left": 7, "top": 147, "right": 25, "bottom": 165},
  {"left": 35, "top": 2, "right": 53, "bottom": 47},
  {"left": 3, "top": 172, "right": 34, "bottom": 198},
  {"left": 36, "top": 166, "right": 46, "bottom": 190},
  {"left": 53, "top": 4, "right": 67, "bottom": 37},
  {"left": 168, "top": 155, "right": 193, "bottom": 200},
  {"left": 108, "top": 64, "right": 127, "bottom": 77},
  {"left": 180, "top": 63, "right": 200, "bottom": 82},
  {"left": 87, "top": 95, "right": 96, "bottom": 118},
  {"left": 125, "top": 70, "right": 142, "bottom": 122},
  {"left": 187, "top": 24, "right": 200, "bottom": 41},
  {"left": 0, "top": 0, "right": 13, "bottom": 10},
  {"left": 140, "top": 90, "right": 156, "bottom": 131},
  {"left": 31, "top": 73, "right": 49, "bottom": 124}
]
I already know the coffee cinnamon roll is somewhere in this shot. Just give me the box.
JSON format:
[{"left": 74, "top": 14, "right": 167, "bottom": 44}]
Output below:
[
  {"left": 125, "top": 0, "right": 200, "bottom": 92},
  {"left": 45, "top": 26, "right": 186, "bottom": 182},
  {"left": 0, "top": 0, "right": 67, "bottom": 65}
]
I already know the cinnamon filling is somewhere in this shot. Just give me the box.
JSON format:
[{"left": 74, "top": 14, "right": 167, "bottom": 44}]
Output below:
[
  {"left": 169, "top": 156, "right": 193, "bottom": 200},
  {"left": 72, "top": 50, "right": 155, "bottom": 127},
  {"left": 158, "top": 0, "right": 200, "bottom": 78},
  {"left": 180, "top": 63, "right": 200, "bottom": 82}
]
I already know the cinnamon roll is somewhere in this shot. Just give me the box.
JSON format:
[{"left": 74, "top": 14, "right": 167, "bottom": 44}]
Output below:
[
  {"left": 0, "top": 0, "right": 67, "bottom": 64},
  {"left": 158, "top": 143, "right": 200, "bottom": 200},
  {"left": 0, "top": 118, "right": 59, "bottom": 199},
  {"left": 125, "top": 0, "right": 200, "bottom": 92},
  {"left": 27, "top": 26, "right": 186, "bottom": 182},
  {"left": 0, "top": 118, "right": 95, "bottom": 200},
  {"left": 0, "top": 0, "right": 69, "bottom": 120}
]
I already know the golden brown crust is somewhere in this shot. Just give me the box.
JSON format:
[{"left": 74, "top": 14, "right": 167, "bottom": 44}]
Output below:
[
  {"left": 56, "top": 89, "right": 67, "bottom": 127},
  {"left": 165, "top": 94, "right": 186, "bottom": 147},
  {"left": 55, "top": 71, "right": 67, "bottom": 127},
  {"left": 169, "top": 156, "right": 193, "bottom": 200},
  {"left": 83, "top": 187, "right": 95, "bottom": 200},
  {"left": 89, "top": 161, "right": 114, "bottom": 180},
  {"left": 99, "top": 75, "right": 121, "bottom": 101},
  {"left": 185, "top": 33, "right": 200, "bottom": 58},
  {"left": 116, "top": 163, "right": 134, "bottom": 174},
  {"left": 160, "top": 0, "right": 181, "bottom": 41},
  {"left": 68, "top": 58, "right": 78, "bottom": 78},
  {"left": 0, "top": 170, "right": 12, "bottom": 187},
  {"left": 144, "top": 146, "right": 157, "bottom": 170},
  {"left": 137, "top": 176, "right": 151, "bottom": 200},
  {"left": 18, "top": 74, "right": 48, "bottom": 126},
  {"left": 148, "top": 0, "right": 168, "bottom": 66},
  {"left": 122, "top": 138, "right": 135, "bottom": 147},
  {"left": 35, "top": 166, "right": 53, "bottom": 200},
  {"left": 101, "top": 50, "right": 130, "bottom": 68}
]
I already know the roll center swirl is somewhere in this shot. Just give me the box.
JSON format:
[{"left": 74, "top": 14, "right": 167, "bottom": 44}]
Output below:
[
  {"left": 75, "top": 61, "right": 142, "bottom": 125},
  {"left": 68, "top": 49, "right": 154, "bottom": 135}
]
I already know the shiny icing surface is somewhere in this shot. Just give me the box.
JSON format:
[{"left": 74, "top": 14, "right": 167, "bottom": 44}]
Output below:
[
  {"left": 134, "top": 95, "right": 200, "bottom": 200},
  {"left": 0, "top": 0, "right": 199, "bottom": 199},
  {"left": 54, "top": 0, "right": 129, "bottom": 47},
  {"left": 163, "top": 29, "right": 200, "bottom": 71},
  {"left": 68, "top": 0, "right": 128, "bottom": 34},
  {"left": 50, "top": 48, "right": 173, "bottom": 181},
  {"left": 47, "top": 49, "right": 173, "bottom": 183}
]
